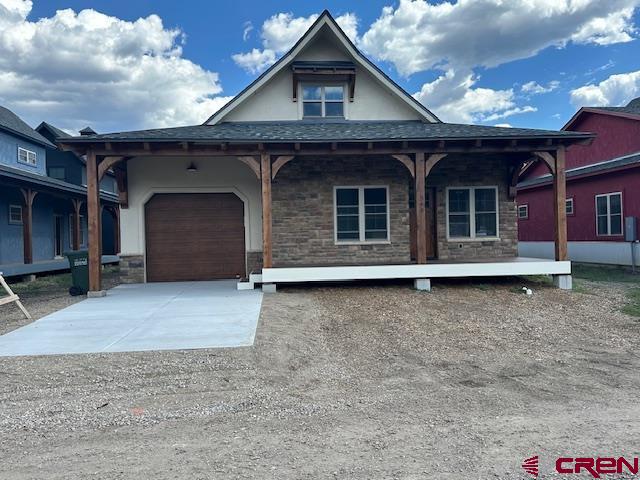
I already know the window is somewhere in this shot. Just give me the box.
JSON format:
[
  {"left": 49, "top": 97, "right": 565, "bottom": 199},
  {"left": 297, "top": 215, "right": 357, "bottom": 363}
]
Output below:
[
  {"left": 335, "top": 186, "right": 389, "bottom": 243},
  {"left": 566, "top": 198, "right": 574, "bottom": 215},
  {"left": 9, "top": 205, "right": 22, "bottom": 225},
  {"left": 302, "top": 85, "right": 344, "bottom": 118},
  {"left": 69, "top": 214, "right": 87, "bottom": 246},
  {"left": 518, "top": 204, "right": 529, "bottom": 219},
  {"left": 48, "top": 167, "right": 66, "bottom": 181},
  {"left": 18, "top": 147, "right": 36, "bottom": 165},
  {"left": 447, "top": 187, "right": 499, "bottom": 239},
  {"left": 596, "top": 192, "right": 622, "bottom": 236}
]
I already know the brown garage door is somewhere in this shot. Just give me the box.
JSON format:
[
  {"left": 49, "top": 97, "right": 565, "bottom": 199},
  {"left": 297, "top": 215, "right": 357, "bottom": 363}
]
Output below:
[{"left": 145, "top": 193, "right": 245, "bottom": 282}]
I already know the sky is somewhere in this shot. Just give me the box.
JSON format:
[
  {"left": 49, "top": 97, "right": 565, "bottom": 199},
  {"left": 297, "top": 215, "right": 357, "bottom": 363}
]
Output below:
[{"left": 1, "top": 0, "right": 640, "bottom": 134}]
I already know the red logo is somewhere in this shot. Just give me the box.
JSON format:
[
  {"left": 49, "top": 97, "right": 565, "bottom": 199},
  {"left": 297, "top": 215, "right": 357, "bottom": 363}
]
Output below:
[{"left": 522, "top": 455, "right": 539, "bottom": 477}]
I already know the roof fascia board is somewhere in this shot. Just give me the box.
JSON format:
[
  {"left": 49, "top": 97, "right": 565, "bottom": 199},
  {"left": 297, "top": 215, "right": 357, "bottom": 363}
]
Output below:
[{"left": 563, "top": 107, "right": 640, "bottom": 130}]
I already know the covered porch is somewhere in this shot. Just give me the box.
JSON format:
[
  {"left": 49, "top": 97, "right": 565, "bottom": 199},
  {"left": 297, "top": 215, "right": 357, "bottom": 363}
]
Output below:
[{"left": 58, "top": 121, "right": 593, "bottom": 294}]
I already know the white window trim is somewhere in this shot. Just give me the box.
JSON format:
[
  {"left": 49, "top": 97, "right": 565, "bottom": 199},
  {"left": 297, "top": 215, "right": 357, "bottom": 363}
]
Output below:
[
  {"left": 566, "top": 197, "right": 574, "bottom": 216},
  {"left": 69, "top": 214, "right": 87, "bottom": 247},
  {"left": 595, "top": 192, "right": 623, "bottom": 237},
  {"left": 446, "top": 186, "right": 500, "bottom": 241},
  {"left": 17, "top": 146, "right": 37, "bottom": 166},
  {"left": 299, "top": 83, "right": 348, "bottom": 120},
  {"left": 334, "top": 185, "right": 391, "bottom": 245},
  {"left": 8, "top": 204, "right": 22, "bottom": 225},
  {"left": 518, "top": 204, "right": 529, "bottom": 220}
]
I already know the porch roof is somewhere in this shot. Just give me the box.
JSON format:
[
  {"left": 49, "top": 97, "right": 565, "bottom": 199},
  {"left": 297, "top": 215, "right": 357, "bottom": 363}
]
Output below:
[{"left": 59, "top": 120, "right": 593, "bottom": 145}]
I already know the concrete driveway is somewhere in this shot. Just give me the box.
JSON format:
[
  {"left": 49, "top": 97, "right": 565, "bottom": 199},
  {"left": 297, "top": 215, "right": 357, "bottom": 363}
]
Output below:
[{"left": 0, "top": 280, "right": 262, "bottom": 356}]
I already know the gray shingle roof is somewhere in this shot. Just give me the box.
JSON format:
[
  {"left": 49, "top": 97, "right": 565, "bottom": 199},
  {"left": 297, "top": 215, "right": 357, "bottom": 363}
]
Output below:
[
  {"left": 590, "top": 97, "right": 640, "bottom": 116},
  {"left": 36, "top": 121, "right": 72, "bottom": 140},
  {"left": 518, "top": 151, "right": 640, "bottom": 188},
  {"left": 60, "top": 120, "right": 593, "bottom": 144},
  {"left": 0, "top": 106, "right": 56, "bottom": 148}
]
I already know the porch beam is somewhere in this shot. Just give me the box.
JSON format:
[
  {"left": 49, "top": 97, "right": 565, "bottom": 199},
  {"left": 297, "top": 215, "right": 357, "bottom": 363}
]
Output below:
[
  {"left": 508, "top": 157, "right": 534, "bottom": 199},
  {"left": 86, "top": 149, "right": 102, "bottom": 293},
  {"left": 553, "top": 147, "right": 568, "bottom": 261},
  {"left": 261, "top": 153, "right": 273, "bottom": 269},
  {"left": 424, "top": 153, "right": 448, "bottom": 177},
  {"left": 20, "top": 188, "right": 38, "bottom": 264},
  {"left": 98, "top": 156, "right": 128, "bottom": 181},
  {"left": 71, "top": 198, "right": 83, "bottom": 251},
  {"left": 415, "top": 153, "right": 427, "bottom": 264},
  {"left": 532, "top": 151, "right": 556, "bottom": 175}
]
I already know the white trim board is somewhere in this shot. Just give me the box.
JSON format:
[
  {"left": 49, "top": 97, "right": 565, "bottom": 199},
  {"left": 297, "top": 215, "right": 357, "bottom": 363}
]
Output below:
[
  {"left": 262, "top": 258, "right": 571, "bottom": 283},
  {"left": 519, "top": 241, "right": 639, "bottom": 266}
]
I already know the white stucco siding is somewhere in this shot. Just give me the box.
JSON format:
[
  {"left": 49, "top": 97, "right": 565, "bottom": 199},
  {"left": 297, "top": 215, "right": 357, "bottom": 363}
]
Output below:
[
  {"left": 222, "top": 36, "right": 422, "bottom": 123},
  {"left": 120, "top": 156, "right": 262, "bottom": 256}
]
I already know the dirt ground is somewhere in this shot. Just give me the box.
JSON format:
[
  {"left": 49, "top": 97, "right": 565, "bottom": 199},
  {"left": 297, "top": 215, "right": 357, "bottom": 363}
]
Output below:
[{"left": 1, "top": 275, "right": 640, "bottom": 479}]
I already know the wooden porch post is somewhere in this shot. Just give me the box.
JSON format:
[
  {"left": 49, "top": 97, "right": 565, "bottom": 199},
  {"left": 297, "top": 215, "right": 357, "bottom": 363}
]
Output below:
[
  {"left": 20, "top": 188, "right": 37, "bottom": 264},
  {"left": 71, "top": 199, "right": 82, "bottom": 251},
  {"left": 261, "top": 153, "right": 273, "bottom": 268},
  {"left": 86, "top": 149, "right": 102, "bottom": 292},
  {"left": 553, "top": 146, "right": 568, "bottom": 261},
  {"left": 414, "top": 152, "right": 427, "bottom": 264},
  {"left": 113, "top": 207, "right": 121, "bottom": 254}
]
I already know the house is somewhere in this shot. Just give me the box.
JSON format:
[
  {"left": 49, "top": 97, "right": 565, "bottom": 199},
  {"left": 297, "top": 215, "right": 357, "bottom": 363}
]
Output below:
[
  {"left": 518, "top": 97, "right": 640, "bottom": 266},
  {"left": 0, "top": 106, "right": 120, "bottom": 278},
  {"left": 58, "top": 11, "right": 592, "bottom": 295}
]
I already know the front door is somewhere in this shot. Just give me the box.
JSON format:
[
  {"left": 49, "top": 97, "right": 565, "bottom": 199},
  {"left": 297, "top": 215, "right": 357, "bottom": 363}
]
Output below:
[
  {"left": 410, "top": 187, "right": 437, "bottom": 261},
  {"left": 54, "top": 215, "right": 63, "bottom": 258}
]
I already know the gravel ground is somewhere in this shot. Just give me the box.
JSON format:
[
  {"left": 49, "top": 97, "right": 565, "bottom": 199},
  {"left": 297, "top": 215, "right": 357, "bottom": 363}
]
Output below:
[{"left": 1, "top": 276, "right": 639, "bottom": 479}]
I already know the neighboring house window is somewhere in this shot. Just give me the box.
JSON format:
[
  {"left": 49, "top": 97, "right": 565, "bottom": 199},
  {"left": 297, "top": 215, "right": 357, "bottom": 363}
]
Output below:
[
  {"left": 9, "top": 205, "right": 22, "bottom": 225},
  {"left": 595, "top": 192, "right": 623, "bottom": 236},
  {"left": 566, "top": 198, "right": 574, "bottom": 215},
  {"left": 518, "top": 204, "right": 529, "bottom": 219},
  {"left": 69, "top": 214, "right": 87, "bottom": 246},
  {"left": 302, "top": 85, "right": 344, "bottom": 118},
  {"left": 48, "top": 167, "right": 66, "bottom": 181},
  {"left": 447, "top": 187, "right": 499, "bottom": 239},
  {"left": 335, "top": 186, "right": 389, "bottom": 243},
  {"left": 17, "top": 147, "right": 36, "bottom": 165}
]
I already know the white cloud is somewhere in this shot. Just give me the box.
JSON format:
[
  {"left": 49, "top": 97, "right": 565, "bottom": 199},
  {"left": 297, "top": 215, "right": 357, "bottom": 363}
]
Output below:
[
  {"left": 413, "top": 70, "right": 536, "bottom": 123},
  {"left": 242, "top": 21, "right": 253, "bottom": 41},
  {"left": 521, "top": 80, "right": 560, "bottom": 95},
  {"left": 233, "top": 12, "right": 358, "bottom": 74},
  {"left": 0, "top": 0, "right": 232, "bottom": 132},
  {"left": 494, "top": 123, "right": 512, "bottom": 128},
  {"left": 570, "top": 70, "right": 640, "bottom": 107},
  {"left": 360, "top": 0, "right": 639, "bottom": 76}
]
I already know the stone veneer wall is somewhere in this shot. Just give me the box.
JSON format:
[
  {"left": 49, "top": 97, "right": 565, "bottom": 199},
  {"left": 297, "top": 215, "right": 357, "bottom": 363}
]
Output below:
[
  {"left": 119, "top": 255, "right": 145, "bottom": 283},
  {"left": 428, "top": 154, "right": 518, "bottom": 260},
  {"left": 271, "top": 156, "right": 412, "bottom": 267}
]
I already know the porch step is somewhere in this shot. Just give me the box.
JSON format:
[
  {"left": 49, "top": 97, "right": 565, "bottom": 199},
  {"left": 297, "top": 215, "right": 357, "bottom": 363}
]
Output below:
[{"left": 236, "top": 272, "right": 264, "bottom": 290}]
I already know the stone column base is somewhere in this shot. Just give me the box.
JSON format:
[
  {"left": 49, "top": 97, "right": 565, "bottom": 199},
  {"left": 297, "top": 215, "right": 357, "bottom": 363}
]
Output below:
[{"left": 119, "top": 255, "right": 145, "bottom": 284}]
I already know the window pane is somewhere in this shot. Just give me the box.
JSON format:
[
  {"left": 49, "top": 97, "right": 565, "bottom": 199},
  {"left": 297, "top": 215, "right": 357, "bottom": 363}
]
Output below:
[
  {"left": 49, "top": 167, "right": 65, "bottom": 180},
  {"left": 336, "top": 188, "right": 358, "bottom": 206},
  {"left": 449, "top": 213, "right": 470, "bottom": 237},
  {"left": 566, "top": 199, "right": 573, "bottom": 214},
  {"left": 449, "top": 189, "right": 469, "bottom": 213},
  {"left": 337, "top": 215, "right": 359, "bottom": 233},
  {"left": 610, "top": 194, "right": 622, "bottom": 215},
  {"left": 364, "top": 188, "right": 387, "bottom": 240},
  {"left": 475, "top": 212, "right": 497, "bottom": 237},
  {"left": 303, "top": 102, "right": 322, "bottom": 117},
  {"left": 324, "top": 102, "right": 344, "bottom": 117},
  {"left": 18, "top": 149, "right": 27, "bottom": 162},
  {"left": 597, "top": 215, "right": 608, "bottom": 235},
  {"left": 518, "top": 206, "right": 528, "bottom": 218},
  {"left": 596, "top": 196, "right": 608, "bottom": 215},
  {"left": 475, "top": 188, "right": 496, "bottom": 212},
  {"left": 611, "top": 214, "right": 622, "bottom": 235},
  {"left": 324, "top": 86, "right": 344, "bottom": 101},
  {"left": 364, "top": 188, "right": 386, "bottom": 205},
  {"left": 302, "top": 86, "right": 322, "bottom": 100}
]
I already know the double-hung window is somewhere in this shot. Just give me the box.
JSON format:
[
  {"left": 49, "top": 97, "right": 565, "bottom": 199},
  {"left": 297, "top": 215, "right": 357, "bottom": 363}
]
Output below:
[
  {"left": 566, "top": 198, "right": 574, "bottom": 215},
  {"left": 69, "top": 214, "right": 87, "bottom": 246},
  {"left": 302, "top": 85, "right": 344, "bottom": 118},
  {"left": 447, "top": 187, "right": 499, "bottom": 239},
  {"left": 9, "top": 205, "right": 22, "bottom": 225},
  {"left": 335, "top": 186, "right": 389, "bottom": 243},
  {"left": 18, "top": 147, "right": 36, "bottom": 165},
  {"left": 595, "top": 192, "right": 622, "bottom": 236},
  {"left": 517, "top": 204, "right": 529, "bottom": 219}
]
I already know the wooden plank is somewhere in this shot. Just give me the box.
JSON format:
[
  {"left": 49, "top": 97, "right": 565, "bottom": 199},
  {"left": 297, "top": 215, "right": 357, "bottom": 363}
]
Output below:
[
  {"left": 98, "top": 156, "right": 127, "bottom": 180},
  {"left": 115, "top": 166, "right": 129, "bottom": 208},
  {"left": 237, "top": 156, "right": 261, "bottom": 179},
  {"left": 261, "top": 153, "right": 273, "bottom": 269},
  {"left": 0, "top": 295, "right": 20, "bottom": 306},
  {"left": 553, "top": 147, "right": 568, "bottom": 261},
  {"left": 271, "top": 155, "right": 295, "bottom": 180},
  {"left": 391, "top": 154, "right": 415, "bottom": 178},
  {"left": 415, "top": 153, "right": 427, "bottom": 264},
  {"left": 0, "top": 274, "right": 31, "bottom": 319},
  {"left": 86, "top": 149, "right": 102, "bottom": 292}
]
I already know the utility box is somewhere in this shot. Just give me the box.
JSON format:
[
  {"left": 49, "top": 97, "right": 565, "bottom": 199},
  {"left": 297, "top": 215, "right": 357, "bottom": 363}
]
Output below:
[{"left": 625, "top": 217, "right": 638, "bottom": 242}]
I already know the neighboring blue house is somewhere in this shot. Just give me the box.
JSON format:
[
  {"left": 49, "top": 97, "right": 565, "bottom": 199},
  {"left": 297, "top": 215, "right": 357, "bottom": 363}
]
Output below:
[{"left": 0, "top": 105, "right": 120, "bottom": 278}]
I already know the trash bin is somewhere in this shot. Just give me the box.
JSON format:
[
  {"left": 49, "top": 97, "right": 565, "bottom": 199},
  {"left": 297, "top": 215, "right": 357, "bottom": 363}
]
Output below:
[{"left": 65, "top": 250, "right": 89, "bottom": 296}]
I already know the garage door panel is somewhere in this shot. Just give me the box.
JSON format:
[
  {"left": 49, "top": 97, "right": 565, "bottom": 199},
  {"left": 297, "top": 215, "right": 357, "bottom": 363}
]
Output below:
[{"left": 145, "top": 193, "right": 246, "bottom": 282}]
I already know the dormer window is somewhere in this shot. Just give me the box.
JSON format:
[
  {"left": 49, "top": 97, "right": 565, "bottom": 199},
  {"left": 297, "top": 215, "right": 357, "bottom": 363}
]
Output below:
[
  {"left": 18, "top": 147, "right": 36, "bottom": 166},
  {"left": 302, "top": 85, "right": 345, "bottom": 118}
]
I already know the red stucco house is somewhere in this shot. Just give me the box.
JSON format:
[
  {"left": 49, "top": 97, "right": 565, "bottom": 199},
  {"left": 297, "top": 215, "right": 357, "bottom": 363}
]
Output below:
[{"left": 518, "top": 98, "right": 640, "bottom": 265}]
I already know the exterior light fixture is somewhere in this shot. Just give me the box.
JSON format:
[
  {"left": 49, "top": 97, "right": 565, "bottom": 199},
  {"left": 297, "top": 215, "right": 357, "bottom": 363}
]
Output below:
[{"left": 186, "top": 162, "right": 198, "bottom": 173}]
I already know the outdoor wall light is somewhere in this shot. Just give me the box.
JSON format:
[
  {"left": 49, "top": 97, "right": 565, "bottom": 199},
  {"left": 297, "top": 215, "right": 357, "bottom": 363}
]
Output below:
[{"left": 186, "top": 162, "right": 198, "bottom": 173}]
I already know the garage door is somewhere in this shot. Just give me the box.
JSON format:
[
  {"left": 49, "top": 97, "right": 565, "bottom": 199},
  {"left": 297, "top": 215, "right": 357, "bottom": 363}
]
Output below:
[{"left": 145, "top": 193, "right": 245, "bottom": 282}]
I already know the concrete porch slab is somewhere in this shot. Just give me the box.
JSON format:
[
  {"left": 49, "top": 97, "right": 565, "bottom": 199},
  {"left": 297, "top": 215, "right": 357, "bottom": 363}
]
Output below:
[{"left": 0, "top": 280, "right": 263, "bottom": 356}]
